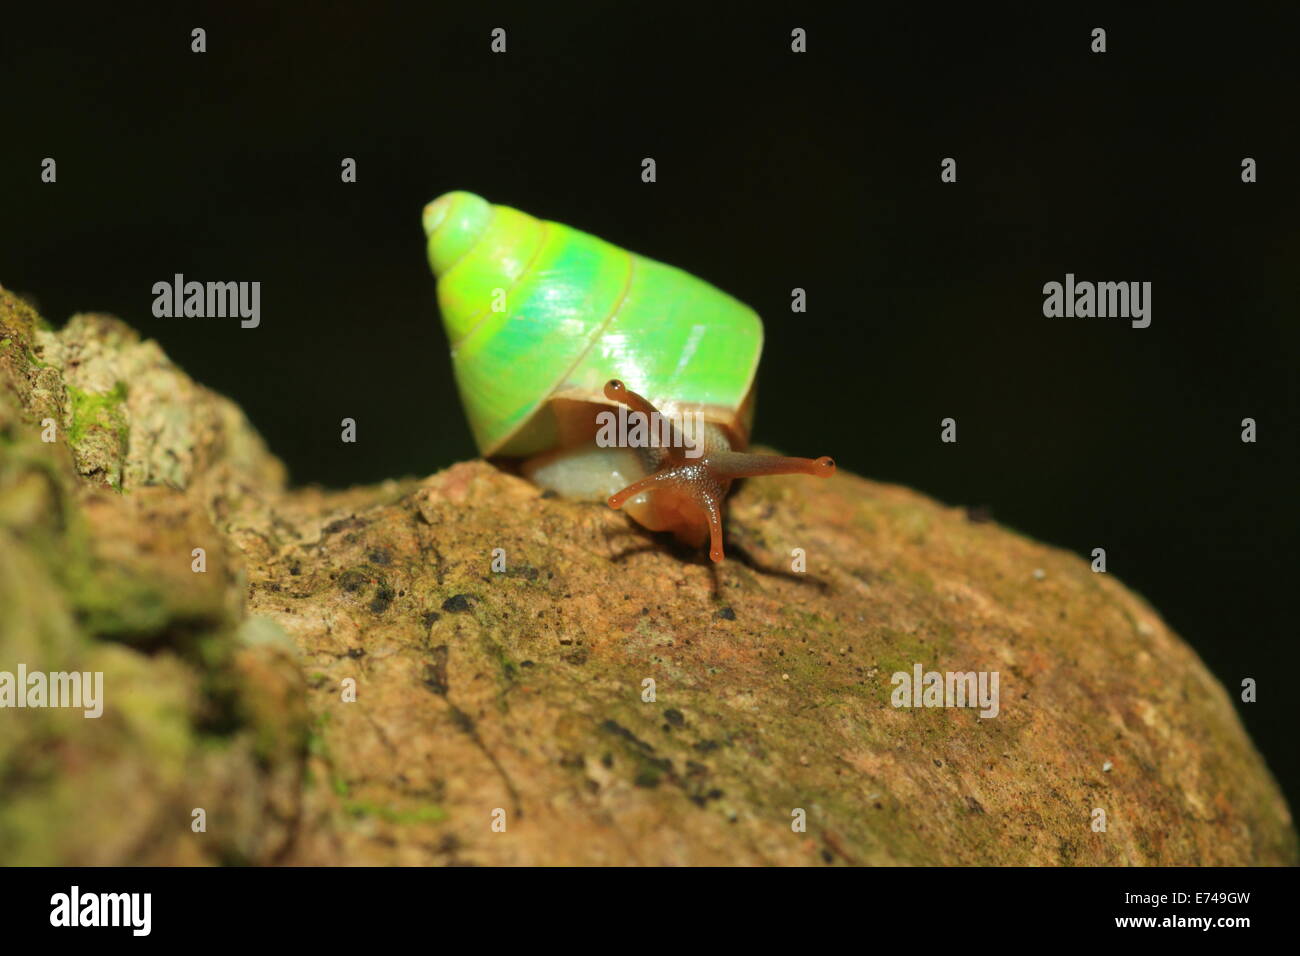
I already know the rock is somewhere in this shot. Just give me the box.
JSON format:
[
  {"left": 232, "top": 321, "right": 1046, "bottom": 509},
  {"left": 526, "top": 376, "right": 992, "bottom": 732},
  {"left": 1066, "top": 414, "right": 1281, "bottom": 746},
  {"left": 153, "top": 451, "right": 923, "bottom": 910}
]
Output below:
[
  {"left": 0, "top": 285, "right": 1294, "bottom": 865},
  {"left": 0, "top": 290, "right": 302, "bottom": 865}
]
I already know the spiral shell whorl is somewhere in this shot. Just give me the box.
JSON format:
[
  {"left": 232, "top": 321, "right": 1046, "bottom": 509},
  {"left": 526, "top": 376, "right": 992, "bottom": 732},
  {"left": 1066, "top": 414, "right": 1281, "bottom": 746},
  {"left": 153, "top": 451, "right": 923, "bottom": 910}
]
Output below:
[{"left": 424, "top": 191, "right": 762, "bottom": 458}]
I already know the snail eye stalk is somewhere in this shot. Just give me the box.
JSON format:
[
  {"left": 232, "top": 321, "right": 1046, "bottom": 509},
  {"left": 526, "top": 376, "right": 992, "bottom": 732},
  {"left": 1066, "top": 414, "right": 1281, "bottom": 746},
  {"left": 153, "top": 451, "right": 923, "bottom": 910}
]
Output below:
[{"left": 602, "top": 379, "right": 835, "bottom": 563}]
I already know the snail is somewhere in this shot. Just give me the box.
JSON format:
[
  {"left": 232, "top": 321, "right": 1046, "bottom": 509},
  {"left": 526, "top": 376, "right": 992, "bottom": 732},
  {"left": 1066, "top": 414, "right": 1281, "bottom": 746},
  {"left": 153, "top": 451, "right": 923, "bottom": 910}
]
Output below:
[{"left": 422, "top": 190, "right": 834, "bottom": 562}]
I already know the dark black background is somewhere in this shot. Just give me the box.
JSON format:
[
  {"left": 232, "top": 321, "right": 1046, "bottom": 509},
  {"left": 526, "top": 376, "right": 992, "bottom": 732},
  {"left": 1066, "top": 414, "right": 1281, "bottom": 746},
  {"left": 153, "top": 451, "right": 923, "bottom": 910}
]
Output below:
[{"left": 3, "top": 5, "right": 1297, "bottom": 823}]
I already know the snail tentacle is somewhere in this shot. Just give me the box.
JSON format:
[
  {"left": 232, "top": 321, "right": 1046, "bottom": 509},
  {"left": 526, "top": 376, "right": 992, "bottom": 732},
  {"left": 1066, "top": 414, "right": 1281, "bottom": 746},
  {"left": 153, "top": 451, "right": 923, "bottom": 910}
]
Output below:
[
  {"left": 700, "top": 493, "right": 725, "bottom": 564},
  {"left": 601, "top": 378, "right": 832, "bottom": 563},
  {"left": 607, "top": 470, "right": 676, "bottom": 510},
  {"left": 705, "top": 452, "right": 836, "bottom": 480},
  {"left": 603, "top": 379, "right": 690, "bottom": 465}
]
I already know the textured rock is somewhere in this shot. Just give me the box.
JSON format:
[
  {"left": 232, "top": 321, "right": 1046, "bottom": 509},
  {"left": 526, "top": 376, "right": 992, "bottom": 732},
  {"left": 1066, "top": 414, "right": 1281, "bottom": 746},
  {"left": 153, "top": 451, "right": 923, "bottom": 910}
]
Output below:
[
  {"left": 0, "top": 285, "right": 1294, "bottom": 865},
  {"left": 0, "top": 290, "right": 303, "bottom": 865}
]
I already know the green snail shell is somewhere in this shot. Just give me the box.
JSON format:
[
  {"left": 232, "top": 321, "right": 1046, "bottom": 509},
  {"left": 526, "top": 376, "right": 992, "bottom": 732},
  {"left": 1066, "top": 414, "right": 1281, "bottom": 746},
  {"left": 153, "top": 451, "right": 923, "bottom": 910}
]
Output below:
[{"left": 422, "top": 191, "right": 762, "bottom": 458}]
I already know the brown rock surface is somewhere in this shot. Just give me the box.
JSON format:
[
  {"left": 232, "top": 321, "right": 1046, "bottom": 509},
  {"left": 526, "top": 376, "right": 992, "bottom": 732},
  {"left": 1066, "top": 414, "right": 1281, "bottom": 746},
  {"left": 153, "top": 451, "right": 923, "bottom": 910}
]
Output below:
[{"left": 0, "top": 286, "right": 1294, "bottom": 865}]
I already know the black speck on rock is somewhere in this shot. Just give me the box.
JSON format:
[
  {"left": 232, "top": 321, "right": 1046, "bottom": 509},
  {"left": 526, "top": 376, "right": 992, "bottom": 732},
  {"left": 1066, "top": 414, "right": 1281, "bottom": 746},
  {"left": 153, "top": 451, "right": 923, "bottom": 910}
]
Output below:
[
  {"left": 338, "top": 569, "right": 369, "bottom": 594},
  {"left": 368, "top": 547, "right": 393, "bottom": 566},
  {"left": 714, "top": 606, "right": 736, "bottom": 621},
  {"left": 347, "top": 647, "right": 366, "bottom": 659},
  {"left": 422, "top": 611, "right": 441, "bottom": 628},
  {"left": 449, "top": 707, "right": 476, "bottom": 733},
  {"left": 634, "top": 768, "right": 662, "bottom": 788},
  {"left": 324, "top": 514, "right": 366, "bottom": 535},
  {"left": 437, "top": 833, "right": 462, "bottom": 854},
  {"left": 441, "top": 594, "right": 473, "bottom": 613},
  {"left": 562, "top": 647, "right": 589, "bottom": 666},
  {"left": 601, "top": 719, "right": 655, "bottom": 752},
  {"left": 664, "top": 708, "right": 685, "bottom": 727},
  {"left": 424, "top": 645, "right": 450, "bottom": 696},
  {"left": 369, "top": 583, "right": 395, "bottom": 614}
]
